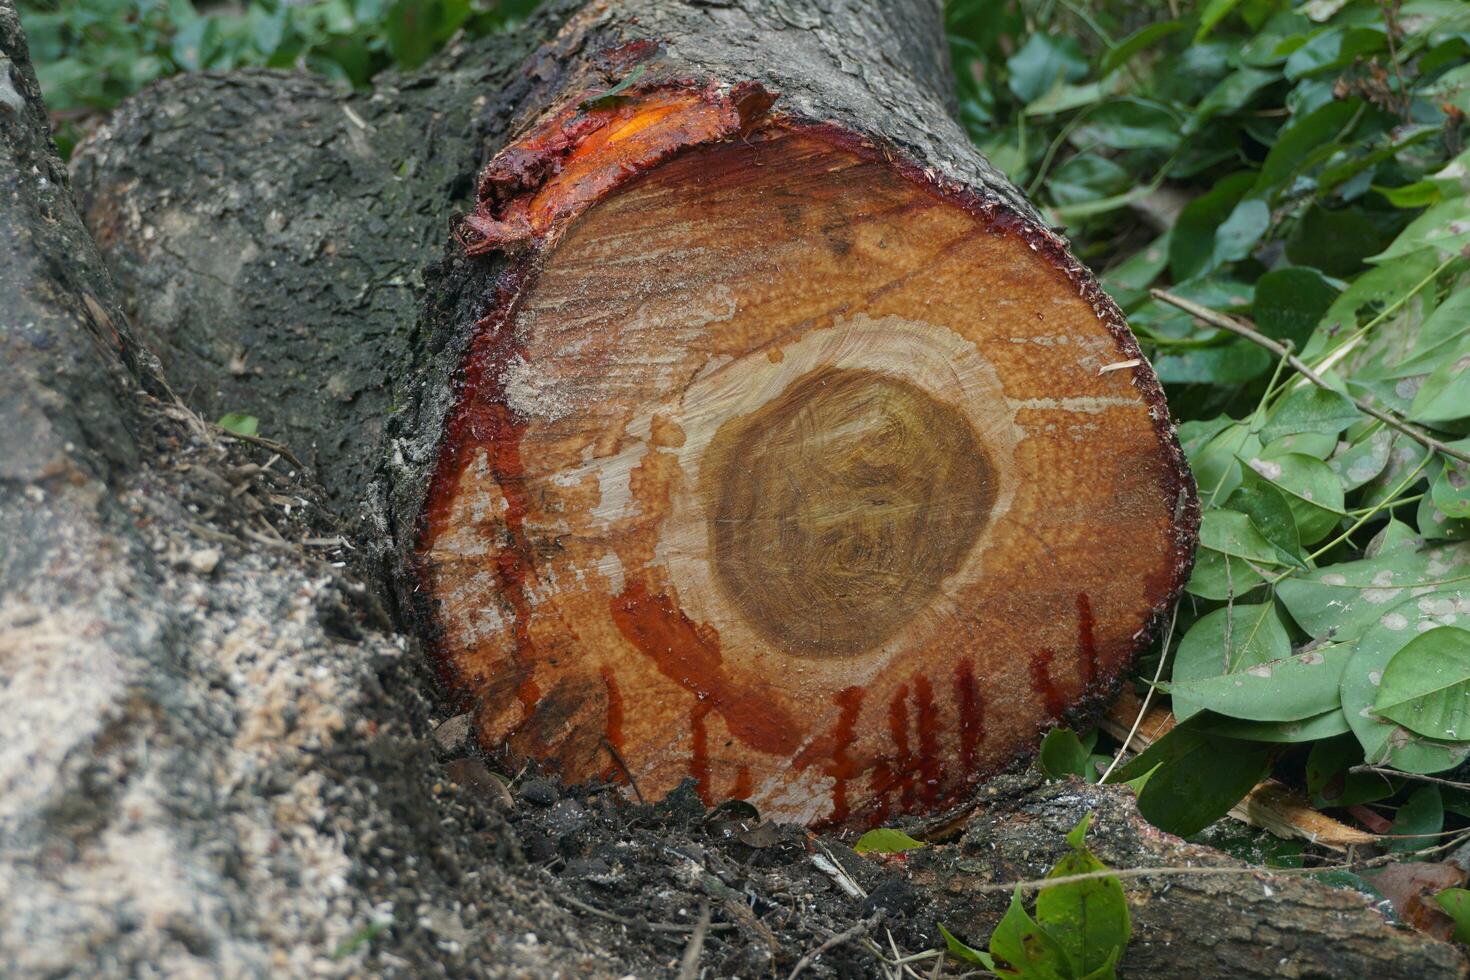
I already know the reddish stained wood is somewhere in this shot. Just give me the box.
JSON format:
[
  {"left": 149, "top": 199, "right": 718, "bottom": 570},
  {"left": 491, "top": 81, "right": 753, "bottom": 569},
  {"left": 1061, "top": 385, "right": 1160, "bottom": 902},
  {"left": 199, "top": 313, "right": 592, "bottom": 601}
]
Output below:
[
  {"left": 1030, "top": 648, "right": 1066, "bottom": 718},
  {"left": 422, "top": 291, "right": 542, "bottom": 714},
  {"left": 458, "top": 82, "right": 773, "bottom": 254},
  {"left": 691, "top": 699, "right": 713, "bottom": 805},
  {"left": 914, "top": 676, "right": 943, "bottom": 808},
  {"left": 826, "top": 686, "right": 864, "bottom": 825},
  {"left": 1077, "top": 592, "right": 1097, "bottom": 683},
  {"left": 600, "top": 665, "right": 625, "bottom": 779},
  {"left": 889, "top": 684, "right": 915, "bottom": 812},
  {"left": 608, "top": 581, "right": 802, "bottom": 757},
  {"left": 731, "top": 765, "right": 753, "bottom": 801},
  {"left": 955, "top": 659, "right": 983, "bottom": 775}
]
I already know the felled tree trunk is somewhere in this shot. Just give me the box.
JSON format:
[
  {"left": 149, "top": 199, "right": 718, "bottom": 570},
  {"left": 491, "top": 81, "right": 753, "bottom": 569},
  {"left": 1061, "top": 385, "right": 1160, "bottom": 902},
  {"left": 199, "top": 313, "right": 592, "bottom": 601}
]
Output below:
[
  {"left": 75, "top": 0, "right": 1197, "bottom": 829},
  {"left": 907, "top": 777, "right": 1468, "bottom": 980}
]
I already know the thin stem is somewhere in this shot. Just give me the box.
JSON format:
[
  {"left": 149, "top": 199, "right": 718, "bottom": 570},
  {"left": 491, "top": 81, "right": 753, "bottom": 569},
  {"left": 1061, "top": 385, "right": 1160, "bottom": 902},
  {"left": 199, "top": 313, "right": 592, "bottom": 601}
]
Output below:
[
  {"left": 1272, "top": 453, "right": 1433, "bottom": 578},
  {"left": 1348, "top": 493, "right": 1423, "bottom": 516},
  {"left": 1099, "top": 604, "right": 1178, "bottom": 784},
  {"left": 966, "top": 831, "right": 1470, "bottom": 895},
  {"left": 1151, "top": 289, "right": 1470, "bottom": 466},
  {"left": 1350, "top": 765, "right": 1470, "bottom": 791},
  {"left": 1026, "top": 112, "right": 1088, "bottom": 198},
  {"left": 1302, "top": 254, "right": 1456, "bottom": 383}
]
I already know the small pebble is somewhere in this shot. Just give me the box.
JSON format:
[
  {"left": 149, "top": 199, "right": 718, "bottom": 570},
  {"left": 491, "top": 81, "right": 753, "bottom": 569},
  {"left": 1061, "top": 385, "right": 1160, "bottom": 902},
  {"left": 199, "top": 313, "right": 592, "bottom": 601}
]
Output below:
[
  {"left": 187, "top": 548, "right": 221, "bottom": 574},
  {"left": 545, "top": 798, "right": 587, "bottom": 838},
  {"left": 519, "top": 777, "right": 559, "bottom": 806},
  {"left": 431, "top": 713, "right": 473, "bottom": 756}
]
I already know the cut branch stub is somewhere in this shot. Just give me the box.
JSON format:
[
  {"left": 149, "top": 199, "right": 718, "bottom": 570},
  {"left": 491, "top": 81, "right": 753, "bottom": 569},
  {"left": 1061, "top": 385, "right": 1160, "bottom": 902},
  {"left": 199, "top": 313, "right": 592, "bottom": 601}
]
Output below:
[{"left": 418, "top": 39, "right": 1196, "bottom": 828}]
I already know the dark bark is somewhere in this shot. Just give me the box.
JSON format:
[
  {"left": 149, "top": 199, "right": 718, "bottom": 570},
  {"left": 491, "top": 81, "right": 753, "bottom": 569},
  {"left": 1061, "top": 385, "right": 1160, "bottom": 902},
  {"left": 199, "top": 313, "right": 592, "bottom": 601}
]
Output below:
[{"left": 70, "top": 4, "right": 582, "bottom": 518}]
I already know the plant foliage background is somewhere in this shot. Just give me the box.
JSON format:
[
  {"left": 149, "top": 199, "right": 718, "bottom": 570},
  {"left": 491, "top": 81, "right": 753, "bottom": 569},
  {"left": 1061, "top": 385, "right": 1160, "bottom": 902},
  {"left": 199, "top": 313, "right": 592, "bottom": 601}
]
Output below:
[
  {"left": 20, "top": 0, "right": 1470, "bottom": 895},
  {"left": 946, "top": 0, "right": 1470, "bottom": 861}
]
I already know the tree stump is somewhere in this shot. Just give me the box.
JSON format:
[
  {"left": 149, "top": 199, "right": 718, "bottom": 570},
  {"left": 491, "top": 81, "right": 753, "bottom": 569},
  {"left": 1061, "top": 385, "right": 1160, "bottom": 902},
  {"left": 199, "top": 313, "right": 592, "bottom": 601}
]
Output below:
[{"left": 406, "top": 0, "right": 1199, "bottom": 826}]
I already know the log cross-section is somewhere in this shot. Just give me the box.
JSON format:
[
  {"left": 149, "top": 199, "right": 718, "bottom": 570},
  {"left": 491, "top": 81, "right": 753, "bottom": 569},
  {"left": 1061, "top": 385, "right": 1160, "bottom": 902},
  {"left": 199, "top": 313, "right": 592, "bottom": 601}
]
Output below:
[{"left": 415, "top": 0, "right": 1198, "bottom": 828}]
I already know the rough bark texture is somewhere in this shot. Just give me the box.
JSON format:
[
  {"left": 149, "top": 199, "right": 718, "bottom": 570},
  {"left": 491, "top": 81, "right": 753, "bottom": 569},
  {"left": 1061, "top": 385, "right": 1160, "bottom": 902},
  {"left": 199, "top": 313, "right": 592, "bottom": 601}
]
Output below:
[
  {"left": 1, "top": 0, "right": 1456, "bottom": 976},
  {"left": 907, "top": 775, "right": 1468, "bottom": 980},
  {"left": 70, "top": 3, "right": 582, "bottom": 520},
  {"left": 1, "top": 8, "right": 622, "bottom": 976}
]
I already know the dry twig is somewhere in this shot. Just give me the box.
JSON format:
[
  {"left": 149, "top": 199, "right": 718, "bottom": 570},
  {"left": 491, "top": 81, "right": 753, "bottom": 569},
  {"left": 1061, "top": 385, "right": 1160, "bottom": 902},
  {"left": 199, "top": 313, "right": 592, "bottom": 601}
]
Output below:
[
  {"left": 675, "top": 904, "right": 711, "bottom": 980},
  {"left": 788, "top": 912, "right": 886, "bottom": 980},
  {"left": 1151, "top": 288, "right": 1470, "bottom": 465}
]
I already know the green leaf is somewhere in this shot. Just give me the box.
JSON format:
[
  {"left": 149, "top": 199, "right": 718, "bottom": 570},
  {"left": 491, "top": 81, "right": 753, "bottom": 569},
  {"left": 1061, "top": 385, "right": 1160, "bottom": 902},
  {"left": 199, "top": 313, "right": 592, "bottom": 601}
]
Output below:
[
  {"left": 1388, "top": 785, "right": 1444, "bottom": 854},
  {"left": 1328, "top": 425, "right": 1394, "bottom": 490},
  {"left": 1420, "top": 484, "right": 1470, "bottom": 543},
  {"left": 853, "top": 828, "right": 927, "bottom": 855},
  {"left": 1188, "top": 66, "right": 1278, "bottom": 132},
  {"left": 1378, "top": 180, "right": 1442, "bottom": 209},
  {"left": 1240, "top": 10, "right": 1313, "bottom": 65},
  {"left": 1197, "top": 708, "right": 1350, "bottom": 743},
  {"left": 1189, "top": 508, "right": 1282, "bottom": 598},
  {"left": 1170, "top": 602, "right": 1293, "bottom": 720},
  {"left": 990, "top": 889, "right": 1072, "bottom": 980},
  {"left": 1170, "top": 172, "right": 1255, "bottom": 281},
  {"left": 1409, "top": 356, "right": 1470, "bottom": 424},
  {"left": 1432, "top": 450, "right": 1470, "bottom": 520},
  {"left": 1374, "top": 627, "right": 1470, "bottom": 740},
  {"left": 1186, "top": 547, "right": 1268, "bottom": 601},
  {"left": 1153, "top": 341, "right": 1272, "bottom": 386},
  {"left": 1072, "top": 98, "right": 1181, "bottom": 152},
  {"left": 1114, "top": 723, "right": 1274, "bottom": 837},
  {"left": 1035, "top": 816, "right": 1131, "bottom": 978},
  {"left": 1169, "top": 644, "right": 1349, "bottom": 723},
  {"left": 1253, "top": 98, "right": 1362, "bottom": 199},
  {"left": 1050, "top": 154, "right": 1132, "bottom": 208},
  {"left": 1100, "top": 21, "right": 1184, "bottom": 77},
  {"left": 1313, "top": 251, "right": 1441, "bottom": 349},
  {"left": 1196, "top": 0, "right": 1246, "bottom": 40},
  {"left": 1434, "top": 888, "right": 1470, "bottom": 944},
  {"left": 1227, "top": 471, "right": 1303, "bottom": 567},
  {"left": 937, "top": 923, "right": 995, "bottom": 969},
  {"left": 384, "top": 0, "right": 435, "bottom": 71},
  {"left": 1306, "top": 733, "right": 1391, "bottom": 808},
  {"left": 1101, "top": 233, "right": 1170, "bottom": 309},
  {"left": 1284, "top": 26, "right": 1386, "bottom": 80},
  {"left": 1252, "top": 267, "right": 1337, "bottom": 352},
  {"left": 1370, "top": 197, "right": 1470, "bottom": 264},
  {"left": 1280, "top": 544, "right": 1470, "bottom": 644},
  {"left": 1258, "top": 386, "right": 1361, "bottom": 444},
  {"left": 1340, "top": 594, "right": 1470, "bottom": 774},
  {"left": 217, "top": 412, "right": 260, "bottom": 437},
  {"left": 1240, "top": 453, "right": 1345, "bottom": 545},
  {"left": 1286, "top": 206, "right": 1385, "bottom": 278},
  {"left": 1008, "top": 34, "right": 1088, "bottom": 103},
  {"left": 1358, "top": 436, "right": 1431, "bottom": 510},
  {"left": 1189, "top": 422, "right": 1260, "bottom": 506},
  {"left": 1040, "top": 727, "right": 1091, "bottom": 780}
]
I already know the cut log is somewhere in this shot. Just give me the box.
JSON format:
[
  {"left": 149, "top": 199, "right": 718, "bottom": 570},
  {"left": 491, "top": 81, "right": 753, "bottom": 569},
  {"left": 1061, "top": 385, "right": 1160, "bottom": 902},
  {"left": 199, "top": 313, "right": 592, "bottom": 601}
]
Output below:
[
  {"left": 76, "top": 0, "right": 1198, "bottom": 828},
  {"left": 415, "top": 0, "right": 1199, "bottom": 827}
]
